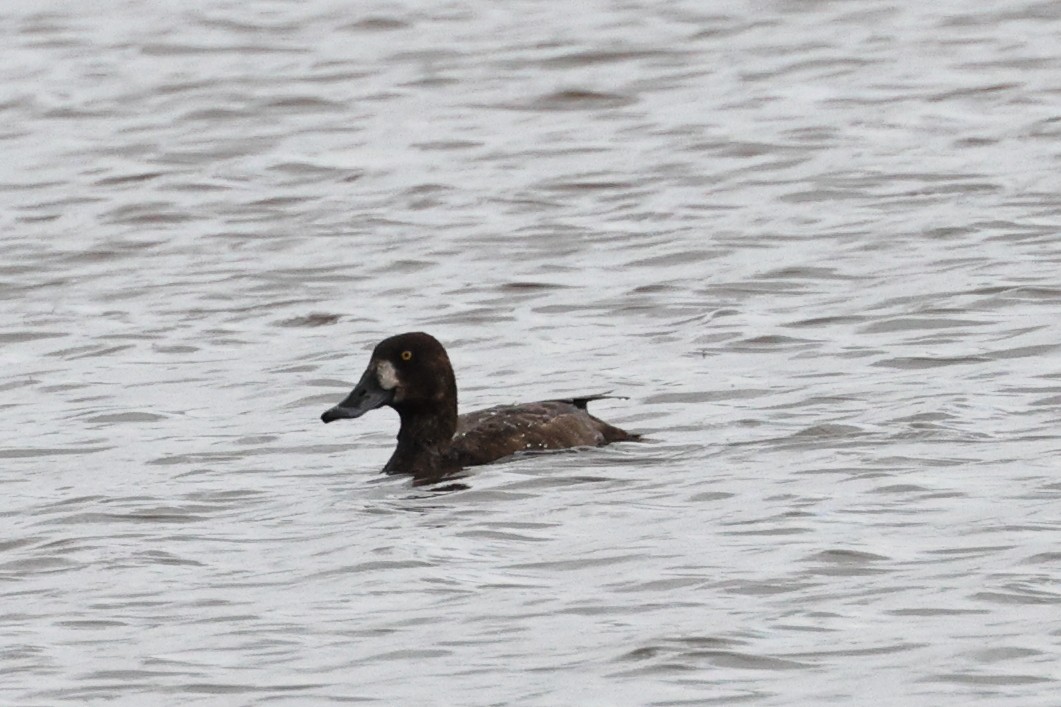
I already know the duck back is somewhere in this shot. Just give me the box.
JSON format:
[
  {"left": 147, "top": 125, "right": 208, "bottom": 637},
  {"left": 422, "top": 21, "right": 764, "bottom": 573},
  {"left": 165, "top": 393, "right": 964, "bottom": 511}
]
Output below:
[{"left": 449, "top": 395, "right": 638, "bottom": 468}]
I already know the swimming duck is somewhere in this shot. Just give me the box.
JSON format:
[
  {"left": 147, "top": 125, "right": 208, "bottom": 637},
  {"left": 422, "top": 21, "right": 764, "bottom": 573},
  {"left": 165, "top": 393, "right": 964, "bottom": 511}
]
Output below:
[{"left": 320, "top": 332, "right": 638, "bottom": 478}]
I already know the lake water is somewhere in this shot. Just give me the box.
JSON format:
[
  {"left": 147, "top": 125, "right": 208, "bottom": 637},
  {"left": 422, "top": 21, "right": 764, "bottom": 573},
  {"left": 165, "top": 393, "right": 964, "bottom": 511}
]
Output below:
[{"left": 2, "top": 1, "right": 1060, "bottom": 704}]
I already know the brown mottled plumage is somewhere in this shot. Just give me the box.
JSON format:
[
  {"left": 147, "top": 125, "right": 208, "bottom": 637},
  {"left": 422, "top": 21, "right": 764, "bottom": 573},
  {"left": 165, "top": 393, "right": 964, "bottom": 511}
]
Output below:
[{"left": 321, "top": 332, "right": 638, "bottom": 479}]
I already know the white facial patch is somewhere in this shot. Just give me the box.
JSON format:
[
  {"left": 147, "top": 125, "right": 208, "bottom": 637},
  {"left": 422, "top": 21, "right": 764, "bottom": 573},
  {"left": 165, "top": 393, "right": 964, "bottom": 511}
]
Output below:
[{"left": 376, "top": 360, "right": 400, "bottom": 390}]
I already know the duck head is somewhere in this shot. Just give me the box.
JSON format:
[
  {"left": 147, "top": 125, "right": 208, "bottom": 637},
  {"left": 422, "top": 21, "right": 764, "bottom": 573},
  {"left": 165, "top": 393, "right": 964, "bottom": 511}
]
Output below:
[{"left": 321, "top": 332, "right": 458, "bottom": 424}]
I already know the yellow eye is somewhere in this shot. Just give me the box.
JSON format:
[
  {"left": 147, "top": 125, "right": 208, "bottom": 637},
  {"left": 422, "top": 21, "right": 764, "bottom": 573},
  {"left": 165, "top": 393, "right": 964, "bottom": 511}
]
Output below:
[{"left": 400, "top": 350, "right": 413, "bottom": 361}]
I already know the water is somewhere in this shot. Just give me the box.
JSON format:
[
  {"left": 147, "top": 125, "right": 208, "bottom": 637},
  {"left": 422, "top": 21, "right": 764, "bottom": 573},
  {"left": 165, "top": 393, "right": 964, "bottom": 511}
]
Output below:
[{"left": 3, "top": 1, "right": 1060, "bottom": 704}]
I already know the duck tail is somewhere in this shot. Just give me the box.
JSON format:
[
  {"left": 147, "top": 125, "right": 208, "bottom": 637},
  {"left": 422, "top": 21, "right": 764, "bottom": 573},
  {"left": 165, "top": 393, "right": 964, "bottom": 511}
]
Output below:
[
  {"left": 567, "top": 392, "right": 626, "bottom": 410},
  {"left": 567, "top": 392, "right": 642, "bottom": 443}
]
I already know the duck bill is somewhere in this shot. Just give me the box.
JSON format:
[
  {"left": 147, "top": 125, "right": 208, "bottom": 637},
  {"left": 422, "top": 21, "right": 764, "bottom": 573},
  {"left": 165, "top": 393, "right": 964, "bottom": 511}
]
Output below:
[{"left": 321, "top": 368, "right": 394, "bottom": 423}]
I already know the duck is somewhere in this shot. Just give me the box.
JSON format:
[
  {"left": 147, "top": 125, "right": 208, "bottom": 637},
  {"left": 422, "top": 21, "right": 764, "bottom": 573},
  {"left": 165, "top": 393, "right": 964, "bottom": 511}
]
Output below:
[{"left": 320, "top": 332, "right": 638, "bottom": 478}]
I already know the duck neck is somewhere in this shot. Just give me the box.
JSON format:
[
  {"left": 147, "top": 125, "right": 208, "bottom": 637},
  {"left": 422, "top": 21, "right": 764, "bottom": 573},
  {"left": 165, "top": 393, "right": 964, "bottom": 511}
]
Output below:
[{"left": 385, "top": 400, "right": 459, "bottom": 475}]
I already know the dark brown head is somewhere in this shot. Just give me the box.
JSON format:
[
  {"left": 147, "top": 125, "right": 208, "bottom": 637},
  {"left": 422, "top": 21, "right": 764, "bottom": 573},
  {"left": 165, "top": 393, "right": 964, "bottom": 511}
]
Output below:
[{"left": 321, "top": 332, "right": 458, "bottom": 426}]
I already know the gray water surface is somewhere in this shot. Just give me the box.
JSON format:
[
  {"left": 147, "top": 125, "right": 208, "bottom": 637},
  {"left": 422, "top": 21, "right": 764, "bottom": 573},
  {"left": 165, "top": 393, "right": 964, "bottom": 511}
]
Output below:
[{"left": 3, "top": 1, "right": 1060, "bottom": 704}]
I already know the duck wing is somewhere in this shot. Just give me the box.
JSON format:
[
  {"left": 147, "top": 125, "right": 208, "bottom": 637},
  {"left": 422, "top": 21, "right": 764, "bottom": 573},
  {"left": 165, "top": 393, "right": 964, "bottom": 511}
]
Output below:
[{"left": 449, "top": 398, "right": 637, "bottom": 467}]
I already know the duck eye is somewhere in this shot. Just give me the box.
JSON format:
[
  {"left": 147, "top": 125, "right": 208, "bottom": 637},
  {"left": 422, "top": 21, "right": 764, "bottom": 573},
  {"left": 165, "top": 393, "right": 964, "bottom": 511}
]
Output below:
[{"left": 400, "top": 350, "right": 413, "bottom": 362}]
